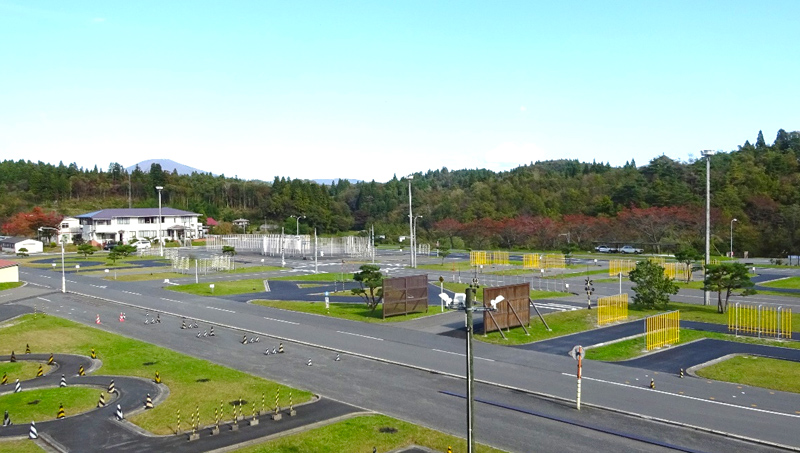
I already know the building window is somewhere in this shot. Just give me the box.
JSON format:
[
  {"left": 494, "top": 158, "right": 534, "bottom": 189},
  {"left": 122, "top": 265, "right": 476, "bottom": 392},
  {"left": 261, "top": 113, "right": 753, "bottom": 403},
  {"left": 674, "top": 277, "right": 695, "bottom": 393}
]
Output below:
[
  {"left": 116, "top": 217, "right": 130, "bottom": 225},
  {"left": 61, "top": 223, "right": 69, "bottom": 228}
]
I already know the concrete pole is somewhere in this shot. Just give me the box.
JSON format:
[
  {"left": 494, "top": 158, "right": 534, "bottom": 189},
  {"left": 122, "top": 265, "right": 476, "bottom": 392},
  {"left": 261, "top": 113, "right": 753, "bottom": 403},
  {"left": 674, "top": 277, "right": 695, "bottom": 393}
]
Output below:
[
  {"left": 704, "top": 152, "right": 712, "bottom": 306},
  {"left": 407, "top": 176, "right": 414, "bottom": 268},
  {"left": 465, "top": 286, "right": 475, "bottom": 453},
  {"left": 156, "top": 186, "right": 164, "bottom": 258},
  {"left": 61, "top": 239, "right": 66, "bottom": 293}
]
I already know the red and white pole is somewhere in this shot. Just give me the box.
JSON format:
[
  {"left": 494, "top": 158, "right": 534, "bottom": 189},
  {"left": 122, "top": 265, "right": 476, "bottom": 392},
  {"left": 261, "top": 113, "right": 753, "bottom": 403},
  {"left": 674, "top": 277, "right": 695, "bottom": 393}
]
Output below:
[{"left": 576, "top": 348, "right": 583, "bottom": 410}]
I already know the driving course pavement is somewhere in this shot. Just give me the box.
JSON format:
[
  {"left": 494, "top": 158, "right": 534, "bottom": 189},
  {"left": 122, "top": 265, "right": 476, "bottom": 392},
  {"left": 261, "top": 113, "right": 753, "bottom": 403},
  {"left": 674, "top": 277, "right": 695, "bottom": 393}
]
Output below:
[{"left": 4, "top": 253, "right": 800, "bottom": 452}]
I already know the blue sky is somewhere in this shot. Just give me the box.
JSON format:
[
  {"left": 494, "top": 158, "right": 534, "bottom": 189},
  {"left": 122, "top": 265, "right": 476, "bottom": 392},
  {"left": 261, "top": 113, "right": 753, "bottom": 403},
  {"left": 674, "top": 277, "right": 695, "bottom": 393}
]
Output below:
[{"left": 2, "top": 1, "right": 798, "bottom": 182}]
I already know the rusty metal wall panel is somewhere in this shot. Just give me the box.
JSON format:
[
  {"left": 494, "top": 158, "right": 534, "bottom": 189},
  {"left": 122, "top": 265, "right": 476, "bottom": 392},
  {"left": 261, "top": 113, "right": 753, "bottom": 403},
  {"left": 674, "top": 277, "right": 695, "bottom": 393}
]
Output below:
[
  {"left": 382, "top": 274, "right": 429, "bottom": 318},
  {"left": 483, "top": 283, "right": 530, "bottom": 333}
]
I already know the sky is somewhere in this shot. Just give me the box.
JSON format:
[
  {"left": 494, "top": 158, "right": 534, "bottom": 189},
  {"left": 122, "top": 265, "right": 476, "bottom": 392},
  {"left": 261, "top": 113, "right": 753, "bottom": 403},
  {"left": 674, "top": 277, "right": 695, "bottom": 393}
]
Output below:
[{"left": 2, "top": 1, "right": 799, "bottom": 183}]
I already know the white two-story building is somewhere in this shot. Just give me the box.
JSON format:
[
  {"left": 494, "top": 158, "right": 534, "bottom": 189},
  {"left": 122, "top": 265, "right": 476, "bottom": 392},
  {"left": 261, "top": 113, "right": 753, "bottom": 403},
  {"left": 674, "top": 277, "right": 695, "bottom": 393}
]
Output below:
[{"left": 69, "top": 208, "right": 203, "bottom": 245}]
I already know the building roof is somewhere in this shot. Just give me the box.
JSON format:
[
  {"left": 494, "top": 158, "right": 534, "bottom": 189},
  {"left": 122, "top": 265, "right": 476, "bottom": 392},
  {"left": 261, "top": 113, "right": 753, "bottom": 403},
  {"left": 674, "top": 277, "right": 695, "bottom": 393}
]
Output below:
[
  {"left": 206, "top": 217, "right": 218, "bottom": 226},
  {"left": 0, "top": 237, "right": 41, "bottom": 245},
  {"left": 75, "top": 208, "right": 200, "bottom": 220},
  {"left": 0, "top": 259, "right": 19, "bottom": 269}
]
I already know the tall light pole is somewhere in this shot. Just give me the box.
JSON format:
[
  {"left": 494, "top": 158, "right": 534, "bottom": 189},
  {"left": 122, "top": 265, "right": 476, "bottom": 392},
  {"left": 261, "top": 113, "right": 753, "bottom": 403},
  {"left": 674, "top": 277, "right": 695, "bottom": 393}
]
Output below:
[
  {"left": 40, "top": 226, "right": 65, "bottom": 293},
  {"left": 414, "top": 215, "right": 423, "bottom": 268},
  {"left": 290, "top": 214, "right": 306, "bottom": 235},
  {"left": 701, "top": 150, "right": 715, "bottom": 306},
  {"left": 155, "top": 186, "right": 164, "bottom": 257},
  {"left": 406, "top": 175, "right": 414, "bottom": 268},
  {"left": 730, "top": 218, "right": 738, "bottom": 258}
]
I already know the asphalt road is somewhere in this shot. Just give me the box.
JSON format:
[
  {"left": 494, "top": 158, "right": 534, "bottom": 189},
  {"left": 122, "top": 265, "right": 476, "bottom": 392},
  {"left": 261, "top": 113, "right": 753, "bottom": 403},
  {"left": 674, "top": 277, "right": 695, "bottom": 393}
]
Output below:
[{"left": 6, "top": 253, "right": 800, "bottom": 452}]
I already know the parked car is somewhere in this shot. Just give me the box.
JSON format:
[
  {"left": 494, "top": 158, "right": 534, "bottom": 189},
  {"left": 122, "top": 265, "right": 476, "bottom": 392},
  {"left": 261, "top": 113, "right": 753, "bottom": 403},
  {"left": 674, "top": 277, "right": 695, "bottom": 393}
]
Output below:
[
  {"left": 619, "top": 245, "right": 643, "bottom": 254},
  {"left": 595, "top": 245, "right": 617, "bottom": 253},
  {"left": 130, "top": 239, "right": 152, "bottom": 249},
  {"left": 103, "top": 241, "right": 117, "bottom": 251}
]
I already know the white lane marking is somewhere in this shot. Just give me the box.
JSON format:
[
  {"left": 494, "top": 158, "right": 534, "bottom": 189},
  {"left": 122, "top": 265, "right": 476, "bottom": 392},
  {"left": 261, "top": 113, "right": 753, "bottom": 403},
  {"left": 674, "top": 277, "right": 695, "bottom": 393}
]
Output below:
[
  {"left": 122, "top": 291, "right": 141, "bottom": 296},
  {"left": 161, "top": 298, "right": 185, "bottom": 304},
  {"left": 564, "top": 373, "right": 800, "bottom": 419},
  {"left": 337, "top": 331, "right": 383, "bottom": 341},
  {"left": 432, "top": 348, "right": 495, "bottom": 362},
  {"left": 206, "top": 306, "right": 236, "bottom": 313},
  {"left": 42, "top": 275, "right": 52, "bottom": 278},
  {"left": 37, "top": 297, "right": 51, "bottom": 302},
  {"left": 262, "top": 316, "right": 298, "bottom": 325},
  {"left": 90, "top": 284, "right": 107, "bottom": 289}
]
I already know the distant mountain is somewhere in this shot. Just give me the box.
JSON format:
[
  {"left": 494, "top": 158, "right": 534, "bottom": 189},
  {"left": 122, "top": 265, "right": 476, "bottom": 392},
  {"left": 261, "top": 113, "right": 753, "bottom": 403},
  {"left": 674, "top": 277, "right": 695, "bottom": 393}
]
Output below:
[
  {"left": 313, "top": 178, "right": 363, "bottom": 185},
  {"left": 126, "top": 159, "right": 210, "bottom": 175}
]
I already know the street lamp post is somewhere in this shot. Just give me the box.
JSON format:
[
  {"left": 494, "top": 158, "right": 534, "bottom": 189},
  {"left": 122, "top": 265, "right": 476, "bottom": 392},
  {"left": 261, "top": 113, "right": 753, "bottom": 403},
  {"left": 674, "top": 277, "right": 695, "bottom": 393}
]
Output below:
[
  {"left": 701, "top": 150, "right": 715, "bottom": 306},
  {"left": 406, "top": 175, "right": 414, "bottom": 268},
  {"left": 730, "top": 218, "right": 738, "bottom": 258},
  {"left": 413, "top": 215, "right": 422, "bottom": 268},
  {"left": 290, "top": 215, "right": 306, "bottom": 235},
  {"left": 155, "top": 186, "right": 164, "bottom": 257}
]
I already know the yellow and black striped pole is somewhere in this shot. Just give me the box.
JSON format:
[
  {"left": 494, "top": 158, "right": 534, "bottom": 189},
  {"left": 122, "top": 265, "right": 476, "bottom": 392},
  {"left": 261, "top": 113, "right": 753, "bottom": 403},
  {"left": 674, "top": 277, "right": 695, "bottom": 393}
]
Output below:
[
  {"left": 261, "top": 392, "right": 265, "bottom": 415},
  {"left": 190, "top": 409, "right": 195, "bottom": 436},
  {"left": 176, "top": 409, "right": 180, "bottom": 435},
  {"left": 275, "top": 388, "right": 280, "bottom": 413},
  {"left": 57, "top": 403, "right": 65, "bottom": 419},
  {"left": 91, "top": 348, "right": 96, "bottom": 359},
  {"left": 195, "top": 405, "right": 200, "bottom": 433},
  {"left": 220, "top": 400, "right": 223, "bottom": 423},
  {"left": 214, "top": 407, "right": 218, "bottom": 429},
  {"left": 25, "top": 344, "right": 31, "bottom": 354},
  {"left": 1, "top": 373, "right": 7, "bottom": 385},
  {"left": 155, "top": 370, "right": 161, "bottom": 384},
  {"left": 97, "top": 392, "right": 106, "bottom": 408},
  {"left": 78, "top": 365, "right": 85, "bottom": 376},
  {"left": 48, "top": 353, "right": 54, "bottom": 365},
  {"left": 10, "top": 351, "right": 15, "bottom": 363},
  {"left": 289, "top": 391, "right": 293, "bottom": 413},
  {"left": 37, "top": 365, "right": 43, "bottom": 377},
  {"left": 238, "top": 397, "right": 243, "bottom": 420}
]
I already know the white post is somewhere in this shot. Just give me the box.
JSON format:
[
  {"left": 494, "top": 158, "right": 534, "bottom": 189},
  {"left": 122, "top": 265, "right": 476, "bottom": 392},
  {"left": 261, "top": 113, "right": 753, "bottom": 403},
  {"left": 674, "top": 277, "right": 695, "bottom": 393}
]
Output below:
[
  {"left": 60, "top": 239, "right": 66, "bottom": 293},
  {"left": 619, "top": 271, "right": 622, "bottom": 295},
  {"left": 156, "top": 186, "right": 164, "bottom": 258},
  {"left": 195, "top": 259, "right": 198, "bottom": 284},
  {"left": 730, "top": 218, "right": 737, "bottom": 258},
  {"left": 314, "top": 228, "right": 318, "bottom": 274},
  {"left": 281, "top": 227, "right": 285, "bottom": 267},
  {"left": 407, "top": 175, "right": 414, "bottom": 268},
  {"left": 702, "top": 150, "right": 713, "bottom": 305}
]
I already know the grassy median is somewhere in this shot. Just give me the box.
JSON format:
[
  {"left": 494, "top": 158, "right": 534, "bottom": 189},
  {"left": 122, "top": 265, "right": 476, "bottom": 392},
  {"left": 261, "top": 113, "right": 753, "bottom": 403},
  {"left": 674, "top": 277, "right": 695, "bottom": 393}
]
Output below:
[{"left": 696, "top": 356, "right": 800, "bottom": 393}]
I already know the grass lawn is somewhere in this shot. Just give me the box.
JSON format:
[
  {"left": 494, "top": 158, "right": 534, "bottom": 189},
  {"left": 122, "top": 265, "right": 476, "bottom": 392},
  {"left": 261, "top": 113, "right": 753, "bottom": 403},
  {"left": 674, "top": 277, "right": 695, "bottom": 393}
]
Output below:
[
  {"left": 628, "top": 301, "right": 800, "bottom": 328},
  {"left": 477, "top": 310, "right": 597, "bottom": 346},
  {"left": 0, "top": 439, "right": 43, "bottom": 453},
  {"left": 0, "top": 315, "right": 312, "bottom": 435},
  {"left": 271, "top": 273, "right": 353, "bottom": 282},
  {"left": 0, "top": 387, "right": 100, "bottom": 422},
  {"left": 104, "top": 272, "right": 189, "bottom": 282},
  {"left": 696, "top": 356, "right": 800, "bottom": 393},
  {"left": 251, "top": 300, "right": 439, "bottom": 323},
  {"left": 226, "top": 265, "right": 284, "bottom": 274},
  {"left": 441, "top": 282, "right": 569, "bottom": 301},
  {"left": 166, "top": 279, "right": 266, "bottom": 296},
  {"left": 584, "top": 329, "right": 800, "bottom": 362},
  {"left": 0, "top": 282, "right": 23, "bottom": 291},
  {"left": 0, "top": 361, "right": 51, "bottom": 382},
  {"left": 233, "top": 414, "right": 502, "bottom": 453},
  {"left": 759, "top": 276, "right": 800, "bottom": 289}
]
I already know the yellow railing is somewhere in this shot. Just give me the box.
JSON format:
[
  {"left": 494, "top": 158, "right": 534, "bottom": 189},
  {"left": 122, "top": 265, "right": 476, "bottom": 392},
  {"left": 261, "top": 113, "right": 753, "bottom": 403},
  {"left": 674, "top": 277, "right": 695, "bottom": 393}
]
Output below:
[
  {"left": 662, "top": 262, "right": 690, "bottom": 280},
  {"left": 470, "top": 251, "right": 488, "bottom": 266},
  {"left": 543, "top": 254, "right": 565, "bottom": 269},
  {"left": 648, "top": 256, "right": 666, "bottom": 266},
  {"left": 491, "top": 251, "right": 509, "bottom": 265},
  {"left": 728, "top": 303, "right": 792, "bottom": 339},
  {"left": 597, "top": 293, "right": 629, "bottom": 325},
  {"left": 609, "top": 259, "right": 635, "bottom": 276},
  {"left": 645, "top": 310, "right": 680, "bottom": 350},
  {"left": 522, "top": 253, "right": 541, "bottom": 269}
]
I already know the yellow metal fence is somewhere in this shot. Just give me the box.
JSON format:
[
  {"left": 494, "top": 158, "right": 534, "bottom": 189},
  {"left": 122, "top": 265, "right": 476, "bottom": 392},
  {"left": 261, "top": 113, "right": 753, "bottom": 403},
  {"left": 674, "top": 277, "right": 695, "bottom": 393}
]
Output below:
[
  {"left": 645, "top": 310, "right": 680, "bottom": 350},
  {"left": 609, "top": 259, "right": 635, "bottom": 276},
  {"left": 543, "top": 254, "right": 565, "bottom": 269},
  {"left": 597, "top": 293, "right": 629, "bottom": 325},
  {"left": 491, "top": 251, "right": 509, "bottom": 265},
  {"left": 522, "top": 253, "right": 541, "bottom": 269},
  {"left": 470, "top": 251, "right": 488, "bottom": 266},
  {"left": 728, "top": 303, "right": 792, "bottom": 339},
  {"left": 662, "top": 262, "right": 690, "bottom": 280}
]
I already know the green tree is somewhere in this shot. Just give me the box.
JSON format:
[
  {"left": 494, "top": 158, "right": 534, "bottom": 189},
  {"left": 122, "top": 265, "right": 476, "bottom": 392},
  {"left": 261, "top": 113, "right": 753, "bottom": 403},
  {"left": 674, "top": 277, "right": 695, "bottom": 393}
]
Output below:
[
  {"left": 439, "top": 247, "right": 451, "bottom": 266},
  {"left": 107, "top": 249, "right": 121, "bottom": 265},
  {"left": 674, "top": 246, "right": 702, "bottom": 282},
  {"left": 222, "top": 245, "right": 236, "bottom": 256},
  {"left": 113, "top": 244, "right": 137, "bottom": 258},
  {"left": 351, "top": 264, "right": 384, "bottom": 311},
  {"left": 704, "top": 263, "right": 755, "bottom": 313},
  {"left": 16, "top": 247, "right": 28, "bottom": 257},
  {"left": 628, "top": 259, "right": 678, "bottom": 309},
  {"left": 78, "top": 243, "right": 95, "bottom": 258}
]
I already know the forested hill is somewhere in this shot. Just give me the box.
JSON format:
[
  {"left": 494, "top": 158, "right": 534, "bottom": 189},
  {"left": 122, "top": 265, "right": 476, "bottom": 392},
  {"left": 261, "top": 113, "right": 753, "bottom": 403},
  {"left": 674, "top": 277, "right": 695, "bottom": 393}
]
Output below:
[{"left": 2, "top": 129, "right": 800, "bottom": 257}]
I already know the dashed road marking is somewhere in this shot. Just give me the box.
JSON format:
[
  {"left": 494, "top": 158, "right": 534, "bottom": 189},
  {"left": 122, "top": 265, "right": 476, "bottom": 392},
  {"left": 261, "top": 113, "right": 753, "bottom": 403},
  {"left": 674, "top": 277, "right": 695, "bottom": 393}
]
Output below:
[
  {"left": 206, "top": 306, "right": 235, "bottom": 313},
  {"left": 122, "top": 291, "right": 141, "bottom": 296},
  {"left": 37, "top": 297, "right": 51, "bottom": 302},
  {"left": 337, "top": 331, "right": 383, "bottom": 341},
  {"left": 161, "top": 298, "right": 185, "bottom": 304},
  {"left": 263, "top": 317, "right": 298, "bottom": 325}
]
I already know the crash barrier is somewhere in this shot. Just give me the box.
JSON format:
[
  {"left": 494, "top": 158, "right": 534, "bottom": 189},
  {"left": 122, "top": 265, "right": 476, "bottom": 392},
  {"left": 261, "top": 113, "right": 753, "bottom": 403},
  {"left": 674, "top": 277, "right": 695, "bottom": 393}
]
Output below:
[
  {"left": 491, "top": 251, "right": 509, "bottom": 265},
  {"left": 205, "top": 234, "right": 372, "bottom": 258},
  {"left": 662, "top": 262, "right": 690, "bottom": 280},
  {"left": 543, "top": 254, "right": 565, "bottom": 269},
  {"left": 171, "top": 255, "right": 233, "bottom": 274},
  {"left": 645, "top": 310, "right": 680, "bottom": 350},
  {"left": 522, "top": 253, "right": 541, "bottom": 269},
  {"left": 728, "top": 303, "right": 792, "bottom": 339},
  {"left": 470, "top": 251, "right": 489, "bottom": 266},
  {"left": 609, "top": 259, "right": 635, "bottom": 276},
  {"left": 647, "top": 256, "right": 666, "bottom": 266},
  {"left": 597, "top": 293, "right": 629, "bottom": 325}
]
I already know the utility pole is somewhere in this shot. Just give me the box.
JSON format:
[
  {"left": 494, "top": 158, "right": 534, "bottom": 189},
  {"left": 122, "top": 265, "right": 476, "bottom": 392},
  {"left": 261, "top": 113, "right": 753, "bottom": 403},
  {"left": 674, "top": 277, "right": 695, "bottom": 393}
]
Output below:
[{"left": 702, "top": 150, "right": 714, "bottom": 305}]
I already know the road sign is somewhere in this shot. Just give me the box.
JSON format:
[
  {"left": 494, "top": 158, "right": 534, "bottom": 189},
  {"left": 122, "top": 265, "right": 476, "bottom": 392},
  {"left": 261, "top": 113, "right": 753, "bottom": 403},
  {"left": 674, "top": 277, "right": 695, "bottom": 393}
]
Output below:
[{"left": 569, "top": 345, "right": 583, "bottom": 360}]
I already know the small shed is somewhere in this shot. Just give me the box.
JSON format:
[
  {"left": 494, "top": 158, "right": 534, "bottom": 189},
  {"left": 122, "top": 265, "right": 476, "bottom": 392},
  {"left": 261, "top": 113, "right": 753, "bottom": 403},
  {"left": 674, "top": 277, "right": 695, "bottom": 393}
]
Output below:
[
  {"left": 0, "top": 237, "right": 44, "bottom": 254},
  {"left": 0, "top": 259, "right": 20, "bottom": 283}
]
